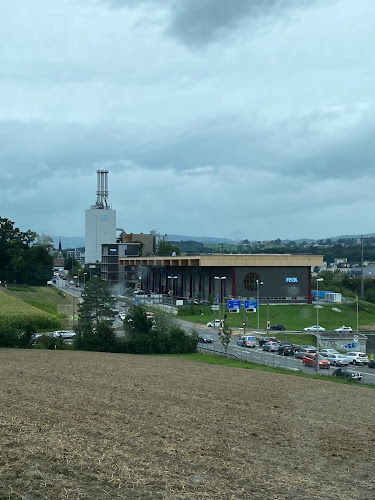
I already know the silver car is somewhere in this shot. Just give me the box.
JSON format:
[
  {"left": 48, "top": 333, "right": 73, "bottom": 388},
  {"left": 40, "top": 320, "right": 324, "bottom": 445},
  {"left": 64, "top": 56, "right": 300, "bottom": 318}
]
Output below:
[
  {"left": 325, "top": 353, "right": 350, "bottom": 366},
  {"left": 320, "top": 349, "right": 340, "bottom": 357},
  {"left": 295, "top": 346, "right": 317, "bottom": 359}
]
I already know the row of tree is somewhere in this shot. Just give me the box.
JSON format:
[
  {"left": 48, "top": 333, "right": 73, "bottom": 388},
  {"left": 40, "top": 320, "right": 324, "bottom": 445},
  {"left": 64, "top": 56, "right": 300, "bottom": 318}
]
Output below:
[
  {"left": 74, "top": 277, "right": 198, "bottom": 354},
  {"left": 168, "top": 237, "right": 375, "bottom": 265},
  {"left": 0, "top": 217, "right": 54, "bottom": 285}
]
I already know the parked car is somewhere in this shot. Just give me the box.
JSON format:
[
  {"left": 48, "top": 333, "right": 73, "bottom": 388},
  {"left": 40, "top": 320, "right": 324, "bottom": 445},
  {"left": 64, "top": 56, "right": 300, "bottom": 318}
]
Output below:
[
  {"left": 344, "top": 352, "right": 369, "bottom": 365},
  {"left": 295, "top": 346, "right": 317, "bottom": 359},
  {"left": 332, "top": 367, "right": 362, "bottom": 381},
  {"left": 320, "top": 348, "right": 340, "bottom": 357},
  {"left": 277, "top": 345, "right": 294, "bottom": 356},
  {"left": 199, "top": 334, "right": 213, "bottom": 343},
  {"left": 118, "top": 313, "right": 126, "bottom": 321},
  {"left": 368, "top": 359, "right": 375, "bottom": 369},
  {"left": 53, "top": 330, "right": 76, "bottom": 340},
  {"left": 303, "top": 325, "right": 325, "bottom": 332},
  {"left": 207, "top": 319, "right": 222, "bottom": 327},
  {"left": 269, "top": 324, "right": 286, "bottom": 331},
  {"left": 334, "top": 325, "right": 353, "bottom": 333},
  {"left": 302, "top": 353, "right": 330, "bottom": 369},
  {"left": 262, "top": 341, "right": 280, "bottom": 352},
  {"left": 258, "top": 336, "right": 279, "bottom": 347},
  {"left": 237, "top": 335, "right": 257, "bottom": 348},
  {"left": 325, "top": 353, "right": 350, "bottom": 366}
]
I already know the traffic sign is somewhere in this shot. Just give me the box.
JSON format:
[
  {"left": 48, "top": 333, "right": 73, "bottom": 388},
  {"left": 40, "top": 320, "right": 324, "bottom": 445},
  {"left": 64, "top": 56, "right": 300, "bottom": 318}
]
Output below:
[
  {"left": 245, "top": 299, "right": 257, "bottom": 309},
  {"left": 227, "top": 299, "right": 241, "bottom": 310},
  {"left": 354, "top": 335, "right": 359, "bottom": 341}
]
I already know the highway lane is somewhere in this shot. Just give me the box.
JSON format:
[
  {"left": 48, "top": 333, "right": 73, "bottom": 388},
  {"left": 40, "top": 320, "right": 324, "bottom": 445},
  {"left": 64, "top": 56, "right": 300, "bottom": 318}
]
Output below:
[{"left": 184, "top": 323, "right": 375, "bottom": 385}]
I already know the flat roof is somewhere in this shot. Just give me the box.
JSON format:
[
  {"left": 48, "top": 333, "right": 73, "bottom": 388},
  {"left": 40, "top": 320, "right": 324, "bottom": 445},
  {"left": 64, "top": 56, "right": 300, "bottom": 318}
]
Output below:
[{"left": 119, "top": 253, "right": 323, "bottom": 268}]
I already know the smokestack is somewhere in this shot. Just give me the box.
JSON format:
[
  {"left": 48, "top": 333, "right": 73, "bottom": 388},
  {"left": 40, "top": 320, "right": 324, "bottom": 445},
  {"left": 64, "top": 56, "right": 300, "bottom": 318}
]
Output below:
[{"left": 95, "top": 169, "right": 110, "bottom": 208}]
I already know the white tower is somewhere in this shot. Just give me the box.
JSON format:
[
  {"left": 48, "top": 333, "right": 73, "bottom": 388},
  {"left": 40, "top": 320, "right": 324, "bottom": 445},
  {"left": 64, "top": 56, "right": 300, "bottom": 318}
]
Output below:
[{"left": 85, "top": 170, "right": 116, "bottom": 264}]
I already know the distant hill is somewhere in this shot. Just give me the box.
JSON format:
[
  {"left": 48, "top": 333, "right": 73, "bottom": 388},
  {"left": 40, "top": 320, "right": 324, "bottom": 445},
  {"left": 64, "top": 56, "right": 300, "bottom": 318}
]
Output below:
[
  {"left": 52, "top": 232, "right": 375, "bottom": 250},
  {"left": 168, "top": 234, "right": 237, "bottom": 244}
]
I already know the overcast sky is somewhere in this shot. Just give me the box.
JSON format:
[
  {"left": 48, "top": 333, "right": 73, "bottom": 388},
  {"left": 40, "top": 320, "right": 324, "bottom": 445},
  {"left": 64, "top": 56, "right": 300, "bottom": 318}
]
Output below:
[{"left": 1, "top": 0, "right": 375, "bottom": 242}]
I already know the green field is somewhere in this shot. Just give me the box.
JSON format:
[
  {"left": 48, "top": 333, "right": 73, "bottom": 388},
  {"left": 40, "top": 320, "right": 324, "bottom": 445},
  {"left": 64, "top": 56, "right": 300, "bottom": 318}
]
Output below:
[
  {"left": 178, "top": 300, "right": 375, "bottom": 331},
  {"left": 0, "top": 287, "right": 64, "bottom": 332}
]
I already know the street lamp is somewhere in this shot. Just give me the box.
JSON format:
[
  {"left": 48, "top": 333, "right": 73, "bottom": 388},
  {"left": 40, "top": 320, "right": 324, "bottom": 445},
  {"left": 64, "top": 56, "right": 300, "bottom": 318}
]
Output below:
[
  {"left": 84, "top": 272, "right": 87, "bottom": 287},
  {"left": 256, "top": 279, "right": 263, "bottom": 330},
  {"left": 167, "top": 275, "right": 178, "bottom": 307},
  {"left": 356, "top": 295, "right": 359, "bottom": 336},
  {"left": 214, "top": 276, "right": 226, "bottom": 322},
  {"left": 315, "top": 277, "right": 324, "bottom": 372},
  {"left": 138, "top": 276, "right": 143, "bottom": 303}
]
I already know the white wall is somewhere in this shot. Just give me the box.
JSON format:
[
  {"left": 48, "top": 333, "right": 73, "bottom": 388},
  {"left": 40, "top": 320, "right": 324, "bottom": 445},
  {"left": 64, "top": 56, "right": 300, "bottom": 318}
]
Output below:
[{"left": 85, "top": 208, "right": 116, "bottom": 263}]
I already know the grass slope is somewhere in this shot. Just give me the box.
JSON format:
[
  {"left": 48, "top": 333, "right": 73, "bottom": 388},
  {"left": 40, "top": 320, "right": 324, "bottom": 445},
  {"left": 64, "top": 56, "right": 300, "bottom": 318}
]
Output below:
[{"left": 180, "top": 301, "right": 375, "bottom": 331}]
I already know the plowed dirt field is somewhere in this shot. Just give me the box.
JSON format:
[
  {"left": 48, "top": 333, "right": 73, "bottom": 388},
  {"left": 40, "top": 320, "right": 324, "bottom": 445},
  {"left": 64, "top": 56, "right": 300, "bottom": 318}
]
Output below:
[{"left": 0, "top": 350, "right": 374, "bottom": 499}]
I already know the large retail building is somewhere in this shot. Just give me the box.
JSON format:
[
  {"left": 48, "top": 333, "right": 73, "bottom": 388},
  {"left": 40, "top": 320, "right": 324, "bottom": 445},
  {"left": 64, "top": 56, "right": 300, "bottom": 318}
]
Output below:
[{"left": 118, "top": 253, "right": 323, "bottom": 304}]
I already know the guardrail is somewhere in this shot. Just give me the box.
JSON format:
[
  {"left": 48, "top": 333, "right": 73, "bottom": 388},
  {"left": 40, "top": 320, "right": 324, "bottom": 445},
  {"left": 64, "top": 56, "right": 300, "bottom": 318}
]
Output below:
[{"left": 197, "top": 345, "right": 302, "bottom": 371}]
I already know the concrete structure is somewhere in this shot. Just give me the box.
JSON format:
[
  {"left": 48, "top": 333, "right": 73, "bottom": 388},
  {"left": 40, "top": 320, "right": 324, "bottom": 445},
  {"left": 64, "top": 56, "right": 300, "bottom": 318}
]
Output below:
[
  {"left": 85, "top": 170, "right": 116, "bottom": 264},
  {"left": 101, "top": 242, "right": 140, "bottom": 291},
  {"left": 318, "top": 332, "right": 367, "bottom": 353},
  {"left": 118, "top": 253, "right": 323, "bottom": 303},
  {"left": 101, "top": 231, "right": 163, "bottom": 289},
  {"left": 117, "top": 230, "right": 159, "bottom": 257}
]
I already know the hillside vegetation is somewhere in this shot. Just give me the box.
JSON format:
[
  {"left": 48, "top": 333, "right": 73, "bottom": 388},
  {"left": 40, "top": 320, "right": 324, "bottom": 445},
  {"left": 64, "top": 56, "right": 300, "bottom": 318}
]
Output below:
[{"left": 0, "top": 287, "right": 62, "bottom": 335}]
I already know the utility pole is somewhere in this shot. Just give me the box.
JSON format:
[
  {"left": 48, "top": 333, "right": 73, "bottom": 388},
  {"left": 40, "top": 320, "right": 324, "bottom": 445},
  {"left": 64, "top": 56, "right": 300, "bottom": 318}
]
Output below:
[{"left": 361, "top": 236, "right": 364, "bottom": 298}]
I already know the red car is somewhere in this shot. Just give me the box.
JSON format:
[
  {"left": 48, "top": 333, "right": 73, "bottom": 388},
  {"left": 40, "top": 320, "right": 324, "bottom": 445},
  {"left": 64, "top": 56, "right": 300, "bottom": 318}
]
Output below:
[{"left": 302, "top": 353, "right": 330, "bottom": 369}]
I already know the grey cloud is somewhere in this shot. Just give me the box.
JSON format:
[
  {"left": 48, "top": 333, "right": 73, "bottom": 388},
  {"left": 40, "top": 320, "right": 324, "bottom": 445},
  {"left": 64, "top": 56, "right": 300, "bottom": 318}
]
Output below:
[
  {"left": 102, "top": 0, "right": 324, "bottom": 46},
  {"left": 2, "top": 106, "right": 372, "bottom": 199}
]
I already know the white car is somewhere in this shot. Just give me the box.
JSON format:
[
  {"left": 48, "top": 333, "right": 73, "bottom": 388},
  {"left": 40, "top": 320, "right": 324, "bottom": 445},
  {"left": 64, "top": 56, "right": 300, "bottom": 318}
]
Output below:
[
  {"left": 207, "top": 319, "right": 222, "bottom": 327},
  {"left": 334, "top": 325, "right": 353, "bottom": 333},
  {"left": 53, "top": 330, "right": 76, "bottom": 340},
  {"left": 325, "top": 353, "right": 350, "bottom": 366},
  {"left": 344, "top": 352, "right": 369, "bottom": 365},
  {"left": 303, "top": 325, "right": 325, "bottom": 332},
  {"left": 118, "top": 313, "right": 126, "bottom": 321}
]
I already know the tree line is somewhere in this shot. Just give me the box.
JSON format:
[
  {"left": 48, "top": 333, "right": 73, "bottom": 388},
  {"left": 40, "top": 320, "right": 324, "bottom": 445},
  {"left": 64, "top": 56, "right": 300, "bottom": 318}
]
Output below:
[
  {"left": 0, "top": 217, "right": 53, "bottom": 285},
  {"left": 74, "top": 277, "right": 198, "bottom": 354}
]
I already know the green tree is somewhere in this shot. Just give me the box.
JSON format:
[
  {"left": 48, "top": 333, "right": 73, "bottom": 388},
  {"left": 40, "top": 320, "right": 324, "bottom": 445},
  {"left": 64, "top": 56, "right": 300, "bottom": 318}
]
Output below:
[
  {"left": 97, "top": 320, "right": 118, "bottom": 352},
  {"left": 64, "top": 257, "right": 79, "bottom": 272},
  {"left": 123, "top": 305, "right": 198, "bottom": 354},
  {"left": 218, "top": 321, "right": 232, "bottom": 353},
  {"left": 0, "top": 217, "right": 53, "bottom": 285},
  {"left": 156, "top": 240, "right": 181, "bottom": 256},
  {"left": 134, "top": 240, "right": 145, "bottom": 256},
  {"left": 79, "top": 277, "right": 117, "bottom": 328},
  {"left": 74, "top": 316, "right": 98, "bottom": 351}
]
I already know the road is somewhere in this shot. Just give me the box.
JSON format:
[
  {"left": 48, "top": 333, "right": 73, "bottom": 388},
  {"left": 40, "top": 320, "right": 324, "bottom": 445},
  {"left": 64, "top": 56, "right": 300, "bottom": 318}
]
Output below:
[{"left": 179, "top": 321, "right": 375, "bottom": 386}]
